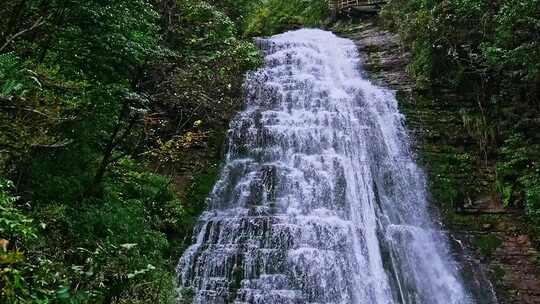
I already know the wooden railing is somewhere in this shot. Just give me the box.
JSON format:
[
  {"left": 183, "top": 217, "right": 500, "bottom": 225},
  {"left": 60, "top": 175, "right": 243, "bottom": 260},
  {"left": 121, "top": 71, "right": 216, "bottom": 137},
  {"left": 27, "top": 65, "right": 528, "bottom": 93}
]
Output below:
[{"left": 329, "top": 0, "right": 387, "bottom": 12}]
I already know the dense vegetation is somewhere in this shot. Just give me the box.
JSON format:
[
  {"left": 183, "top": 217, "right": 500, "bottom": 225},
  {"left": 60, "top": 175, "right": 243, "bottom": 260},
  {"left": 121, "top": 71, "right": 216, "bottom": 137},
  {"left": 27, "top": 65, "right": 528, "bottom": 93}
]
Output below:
[
  {"left": 0, "top": 0, "right": 331, "bottom": 302},
  {"left": 381, "top": 0, "right": 540, "bottom": 235},
  {"left": 0, "top": 0, "right": 261, "bottom": 302},
  {"left": 242, "top": 0, "right": 328, "bottom": 36}
]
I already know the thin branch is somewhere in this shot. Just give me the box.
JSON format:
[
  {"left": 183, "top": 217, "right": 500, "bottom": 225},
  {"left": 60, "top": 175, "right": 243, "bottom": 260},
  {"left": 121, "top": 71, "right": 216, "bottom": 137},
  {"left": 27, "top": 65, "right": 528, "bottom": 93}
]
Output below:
[
  {"left": 0, "top": 105, "right": 49, "bottom": 118},
  {"left": 0, "top": 17, "right": 46, "bottom": 53},
  {"left": 38, "top": 77, "right": 80, "bottom": 91},
  {"left": 31, "top": 139, "right": 74, "bottom": 149},
  {"left": 176, "top": 104, "right": 201, "bottom": 133},
  {"left": 113, "top": 115, "right": 140, "bottom": 148},
  {"left": 110, "top": 151, "right": 129, "bottom": 164}
]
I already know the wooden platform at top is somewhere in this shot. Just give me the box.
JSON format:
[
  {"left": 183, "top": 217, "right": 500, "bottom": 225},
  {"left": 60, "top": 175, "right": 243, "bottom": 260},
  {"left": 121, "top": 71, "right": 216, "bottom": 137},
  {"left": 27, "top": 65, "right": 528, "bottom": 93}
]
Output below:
[{"left": 329, "top": 0, "right": 387, "bottom": 14}]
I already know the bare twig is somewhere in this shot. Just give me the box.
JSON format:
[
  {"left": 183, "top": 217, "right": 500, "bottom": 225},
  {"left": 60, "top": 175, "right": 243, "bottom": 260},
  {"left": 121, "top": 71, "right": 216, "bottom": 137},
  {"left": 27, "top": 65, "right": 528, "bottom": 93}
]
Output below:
[
  {"left": 0, "top": 17, "right": 46, "bottom": 53},
  {"left": 31, "top": 139, "right": 74, "bottom": 149},
  {"left": 0, "top": 105, "right": 49, "bottom": 117}
]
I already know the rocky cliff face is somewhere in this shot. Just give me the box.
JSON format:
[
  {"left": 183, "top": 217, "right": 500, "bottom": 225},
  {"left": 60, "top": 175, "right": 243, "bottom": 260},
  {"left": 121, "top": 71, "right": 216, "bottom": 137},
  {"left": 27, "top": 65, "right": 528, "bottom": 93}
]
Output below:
[{"left": 333, "top": 17, "right": 540, "bottom": 304}]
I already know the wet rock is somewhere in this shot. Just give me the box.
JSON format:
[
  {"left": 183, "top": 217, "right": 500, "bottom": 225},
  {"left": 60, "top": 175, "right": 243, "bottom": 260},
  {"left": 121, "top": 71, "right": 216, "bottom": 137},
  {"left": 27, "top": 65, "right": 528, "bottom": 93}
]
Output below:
[{"left": 338, "top": 15, "right": 540, "bottom": 304}]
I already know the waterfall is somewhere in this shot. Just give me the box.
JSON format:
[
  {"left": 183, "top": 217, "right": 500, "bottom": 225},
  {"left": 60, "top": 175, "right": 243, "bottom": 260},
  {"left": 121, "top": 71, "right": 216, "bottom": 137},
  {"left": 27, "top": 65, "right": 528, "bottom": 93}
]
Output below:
[{"left": 177, "top": 29, "right": 480, "bottom": 304}]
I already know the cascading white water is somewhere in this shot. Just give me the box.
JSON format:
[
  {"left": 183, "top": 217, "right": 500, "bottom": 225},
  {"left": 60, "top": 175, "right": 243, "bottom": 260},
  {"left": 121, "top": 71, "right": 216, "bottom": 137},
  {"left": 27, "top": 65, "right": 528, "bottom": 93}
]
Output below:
[{"left": 177, "top": 29, "right": 480, "bottom": 304}]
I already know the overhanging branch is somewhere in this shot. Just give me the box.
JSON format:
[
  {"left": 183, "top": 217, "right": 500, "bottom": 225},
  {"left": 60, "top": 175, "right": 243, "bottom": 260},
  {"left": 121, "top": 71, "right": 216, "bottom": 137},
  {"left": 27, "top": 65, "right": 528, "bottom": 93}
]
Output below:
[{"left": 0, "top": 17, "right": 46, "bottom": 53}]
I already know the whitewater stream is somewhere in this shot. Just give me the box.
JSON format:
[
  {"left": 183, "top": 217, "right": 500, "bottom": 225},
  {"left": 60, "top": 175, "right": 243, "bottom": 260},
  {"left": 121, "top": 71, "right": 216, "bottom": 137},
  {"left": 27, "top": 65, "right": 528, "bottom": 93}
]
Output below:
[{"left": 177, "top": 29, "right": 493, "bottom": 304}]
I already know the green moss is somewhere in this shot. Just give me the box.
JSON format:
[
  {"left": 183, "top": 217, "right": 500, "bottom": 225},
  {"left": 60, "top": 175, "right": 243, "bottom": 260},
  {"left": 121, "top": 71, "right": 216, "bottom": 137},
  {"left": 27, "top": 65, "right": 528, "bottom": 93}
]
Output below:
[
  {"left": 493, "top": 264, "right": 505, "bottom": 281},
  {"left": 446, "top": 212, "right": 477, "bottom": 228},
  {"left": 489, "top": 264, "right": 507, "bottom": 293},
  {"left": 178, "top": 287, "right": 195, "bottom": 304},
  {"left": 184, "top": 164, "right": 220, "bottom": 217},
  {"left": 365, "top": 44, "right": 383, "bottom": 74},
  {"left": 473, "top": 234, "right": 502, "bottom": 257}
]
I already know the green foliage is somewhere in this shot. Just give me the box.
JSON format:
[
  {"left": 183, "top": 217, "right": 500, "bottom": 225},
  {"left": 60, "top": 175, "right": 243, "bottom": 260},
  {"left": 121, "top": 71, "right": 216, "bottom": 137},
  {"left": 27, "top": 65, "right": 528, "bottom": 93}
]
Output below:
[
  {"left": 382, "top": 0, "right": 540, "bottom": 240},
  {"left": 0, "top": 179, "right": 35, "bottom": 241},
  {"left": 106, "top": 158, "right": 185, "bottom": 233},
  {"left": 482, "top": 0, "right": 540, "bottom": 81},
  {"left": 0, "top": 53, "right": 38, "bottom": 97},
  {"left": 427, "top": 147, "right": 476, "bottom": 209},
  {"left": 243, "top": 0, "right": 329, "bottom": 36},
  {"left": 50, "top": 0, "right": 161, "bottom": 82},
  {"left": 0, "top": 178, "right": 38, "bottom": 303},
  {"left": 473, "top": 234, "right": 502, "bottom": 257},
  {"left": 0, "top": 0, "right": 262, "bottom": 302},
  {"left": 170, "top": 0, "right": 261, "bottom": 94},
  {"left": 1, "top": 164, "right": 183, "bottom": 303},
  {"left": 212, "top": 0, "right": 260, "bottom": 25},
  {"left": 382, "top": 0, "right": 539, "bottom": 89},
  {"left": 184, "top": 164, "right": 219, "bottom": 218},
  {"left": 144, "top": 0, "right": 262, "bottom": 174},
  {"left": 60, "top": 159, "right": 181, "bottom": 302},
  {"left": 497, "top": 134, "right": 540, "bottom": 229},
  {"left": 452, "top": 0, "right": 485, "bottom": 16}
]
